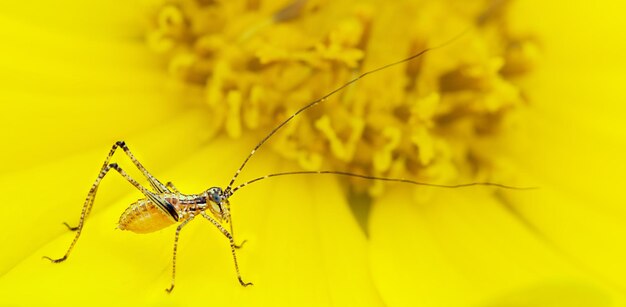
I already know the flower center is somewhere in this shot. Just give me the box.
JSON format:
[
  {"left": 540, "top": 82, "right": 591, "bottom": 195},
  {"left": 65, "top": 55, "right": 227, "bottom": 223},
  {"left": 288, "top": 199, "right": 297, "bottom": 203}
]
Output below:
[{"left": 147, "top": 0, "right": 537, "bottom": 195}]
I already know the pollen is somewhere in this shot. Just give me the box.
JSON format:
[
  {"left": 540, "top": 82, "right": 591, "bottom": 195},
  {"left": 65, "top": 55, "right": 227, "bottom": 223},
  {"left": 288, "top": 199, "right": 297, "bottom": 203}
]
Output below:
[{"left": 147, "top": 0, "right": 537, "bottom": 194}]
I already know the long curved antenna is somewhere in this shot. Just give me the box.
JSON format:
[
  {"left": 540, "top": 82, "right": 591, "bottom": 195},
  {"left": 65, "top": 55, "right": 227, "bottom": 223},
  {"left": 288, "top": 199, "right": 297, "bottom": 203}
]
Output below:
[
  {"left": 228, "top": 170, "right": 536, "bottom": 196},
  {"left": 224, "top": 30, "right": 470, "bottom": 194}
]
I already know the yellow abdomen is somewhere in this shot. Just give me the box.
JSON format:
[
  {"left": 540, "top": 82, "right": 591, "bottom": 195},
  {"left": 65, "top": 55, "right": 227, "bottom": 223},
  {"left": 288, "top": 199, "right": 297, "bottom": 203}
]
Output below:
[{"left": 118, "top": 199, "right": 176, "bottom": 234}]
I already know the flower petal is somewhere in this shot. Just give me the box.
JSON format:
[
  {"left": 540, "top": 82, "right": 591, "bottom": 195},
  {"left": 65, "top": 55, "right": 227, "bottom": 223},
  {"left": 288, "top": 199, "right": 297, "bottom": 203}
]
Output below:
[
  {"left": 498, "top": 0, "right": 626, "bottom": 292},
  {"left": 369, "top": 187, "right": 623, "bottom": 306},
  {"left": 0, "top": 134, "right": 382, "bottom": 305}
]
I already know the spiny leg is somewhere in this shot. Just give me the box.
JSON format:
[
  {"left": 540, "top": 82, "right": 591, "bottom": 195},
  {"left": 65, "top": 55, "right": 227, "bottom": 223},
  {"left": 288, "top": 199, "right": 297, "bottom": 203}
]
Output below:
[
  {"left": 166, "top": 181, "right": 180, "bottom": 193},
  {"left": 115, "top": 141, "right": 170, "bottom": 193},
  {"left": 201, "top": 212, "right": 253, "bottom": 286},
  {"left": 223, "top": 200, "right": 246, "bottom": 249},
  {"left": 63, "top": 141, "right": 170, "bottom": 230},
  {"left": 63, "top": 185, "right": 103, "bottom": 232},
  {"left": 166, "top": 215, "right": 195, "bottom": 293},
  {"left": 44, "top": 163, "right": 155, "bottom": 263},
  {"left": 229, "top": 218, "right": 247, "bottom": 249},
  {"left": 62, "top": 143, "right": 120, "bottom": 230}
]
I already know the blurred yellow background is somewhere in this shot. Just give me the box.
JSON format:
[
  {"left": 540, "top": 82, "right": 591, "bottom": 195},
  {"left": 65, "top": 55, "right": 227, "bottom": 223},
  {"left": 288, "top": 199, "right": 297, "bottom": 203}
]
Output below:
[{"left": 0, "top": 0, "right": 625, "bottom": 306}]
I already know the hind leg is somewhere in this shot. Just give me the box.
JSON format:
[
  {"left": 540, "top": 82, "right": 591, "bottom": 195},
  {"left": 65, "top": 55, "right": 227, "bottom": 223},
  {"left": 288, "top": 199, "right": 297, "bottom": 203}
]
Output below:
[{"left": 44, "top": 162, "right": 159, "bottom": 263}]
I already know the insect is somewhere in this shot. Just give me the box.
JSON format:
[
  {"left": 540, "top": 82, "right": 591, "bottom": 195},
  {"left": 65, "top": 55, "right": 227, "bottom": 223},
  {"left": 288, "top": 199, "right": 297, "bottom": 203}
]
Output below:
[{"left": 43, "top": 30, "right": 530, "bottom": 293}]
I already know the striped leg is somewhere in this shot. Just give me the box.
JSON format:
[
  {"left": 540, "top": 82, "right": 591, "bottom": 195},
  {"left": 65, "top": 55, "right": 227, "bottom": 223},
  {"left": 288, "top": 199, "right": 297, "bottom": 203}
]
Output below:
[
  {"left": 230, "top": 219, "right": 247, "bottom": 250},
  {"left": 166, "top": 181, "right": 180, "bottom": 193},
  {"left": 115, "top": 141, "right": 169, "bottom": 193},
  {"left": 222, "top": 200, "right": 246, "bottom": 249},
  {"left": 201, "top": 212, "right": 253, "bottom": 287},
  {"left": 64, "top": 141, "right": 169, "bottom": 232},
  {"left": 44, "top": 163, "right": 154, "bottom": 263},
  {"left": 165, "top": 214, "right": 195, "bottom": 293}
]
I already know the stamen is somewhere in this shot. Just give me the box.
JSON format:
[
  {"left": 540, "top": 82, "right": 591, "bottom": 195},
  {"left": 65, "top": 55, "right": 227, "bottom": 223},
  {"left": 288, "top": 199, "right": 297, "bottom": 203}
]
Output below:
[{"left": 147, "top": 1, "right": 537, "bottom": 193}]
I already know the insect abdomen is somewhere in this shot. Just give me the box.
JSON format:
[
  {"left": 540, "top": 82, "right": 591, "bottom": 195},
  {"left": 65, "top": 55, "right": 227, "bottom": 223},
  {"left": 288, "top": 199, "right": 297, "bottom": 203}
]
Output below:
[{"left": 118, "top": 199, "right": 176, "bottom": 234}]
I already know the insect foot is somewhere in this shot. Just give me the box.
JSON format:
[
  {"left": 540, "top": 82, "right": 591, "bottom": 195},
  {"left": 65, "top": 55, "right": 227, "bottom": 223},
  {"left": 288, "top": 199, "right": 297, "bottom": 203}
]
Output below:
[
  {"left": 42, "top": 255, "right": 67, "bottom": 263},
  {"left": 238, "top": 277, "right": 253, "bottom": 287},
  {"left": 62, "top": 222, "right": 79, "bottom": 231},
  {"left": 234, "top": 239, "right": 248, "bottom": 249}
]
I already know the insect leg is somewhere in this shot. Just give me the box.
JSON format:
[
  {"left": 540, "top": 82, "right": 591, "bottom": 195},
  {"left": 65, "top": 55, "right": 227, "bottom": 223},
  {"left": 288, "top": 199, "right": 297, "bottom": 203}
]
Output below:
[
  {"left": 44, "top": 163, "right": 158, "bottom": 263},
  {"left": 166, "top": 214, "right": 196, "bottom": 293},
  {"left": 230, "top": 220, "right": 247, "bottom": 250},
  {"left": 62, "top": 141, "right": 170, "bottom": 231},
  {"left": 201, "top": 211, "right": 253, "bottom": 286},
  {"left": 223, "top": 200, "right": 246, "bottom": 249},
  {"left": 61, "top": 142, "right": 121, "bottom": 230},
  {"left": 166, "top": 181, "right": 180, "bottom": 193},
  {"left": 114, "top": 141, "right": 170, "bottom": 193}
]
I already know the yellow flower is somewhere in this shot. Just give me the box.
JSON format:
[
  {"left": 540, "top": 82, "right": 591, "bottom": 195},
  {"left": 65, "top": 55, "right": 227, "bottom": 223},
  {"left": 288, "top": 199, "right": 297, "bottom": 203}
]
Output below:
[
  {"left": 0, "top": 1, "right": 377, "bottom": 305},
  {"left": 147, "top": 0, "right": 531, "bottom": 194},
  {"left": 1, "top": 1, "right": 625, "bottom": 307},
  {"left": 367, "top": 1, "right": 626, "bottom": 306}
]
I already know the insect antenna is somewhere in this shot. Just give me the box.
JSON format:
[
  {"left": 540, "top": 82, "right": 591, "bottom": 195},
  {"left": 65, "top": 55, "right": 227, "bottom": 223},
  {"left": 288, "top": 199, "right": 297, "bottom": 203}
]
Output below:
[
  {"left": 229, "top": 171, "right": 536, "bottom": 196},
  {"left": 224, "top": 30, "right": 470, "bottom": 195}
]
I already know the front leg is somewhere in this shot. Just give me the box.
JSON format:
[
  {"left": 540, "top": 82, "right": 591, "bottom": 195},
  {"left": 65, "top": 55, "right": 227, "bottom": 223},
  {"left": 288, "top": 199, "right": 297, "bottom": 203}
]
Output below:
[
  {"left": 223, "top": 200, "right": 246, "bottom": 249},
  {"left": 201, "top": 212, "right": 253, "bottom": 286},
  {"left": 230, "top": 220, "right": 247, "bottom": 250}
]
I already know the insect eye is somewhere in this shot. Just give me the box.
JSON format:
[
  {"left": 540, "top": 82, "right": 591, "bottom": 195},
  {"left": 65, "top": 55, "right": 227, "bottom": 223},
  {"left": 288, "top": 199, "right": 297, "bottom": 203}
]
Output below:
[{"left": 207, "top": 187, "right": 223, "bottom": 203}]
